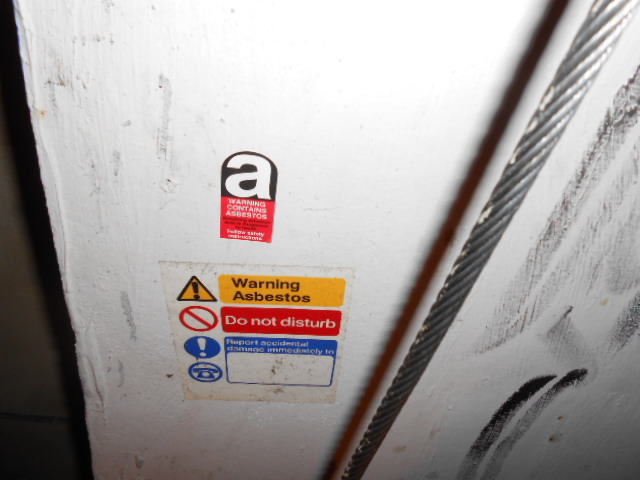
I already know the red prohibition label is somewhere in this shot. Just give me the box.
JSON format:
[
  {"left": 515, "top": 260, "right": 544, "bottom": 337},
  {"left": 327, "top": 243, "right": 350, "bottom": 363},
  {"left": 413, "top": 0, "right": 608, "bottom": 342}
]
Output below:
[{"left": 179, "top": 306, "right": 220, "bottom": 332}]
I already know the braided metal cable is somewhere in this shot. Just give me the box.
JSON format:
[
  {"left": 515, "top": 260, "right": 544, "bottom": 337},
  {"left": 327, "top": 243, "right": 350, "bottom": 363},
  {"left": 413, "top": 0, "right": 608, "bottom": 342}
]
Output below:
[{"left": 341, "top": 1, "right": 638, "bottom": 478}]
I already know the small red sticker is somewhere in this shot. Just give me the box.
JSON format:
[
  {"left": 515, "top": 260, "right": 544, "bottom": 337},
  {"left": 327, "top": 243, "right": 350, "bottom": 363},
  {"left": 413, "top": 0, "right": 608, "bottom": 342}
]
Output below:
[
  {"left": 180, "top": 306, "right": 220, "bottom": 332},
  {"left": 221, "top": 306, "right": 341, "bottom": 336},
  {"left": 220, "top": 152, "right": 277, "bottom": 243}
]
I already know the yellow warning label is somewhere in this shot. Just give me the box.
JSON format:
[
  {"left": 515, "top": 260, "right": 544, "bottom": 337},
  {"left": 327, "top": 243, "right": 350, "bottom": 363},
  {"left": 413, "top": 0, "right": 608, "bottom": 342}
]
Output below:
[
  {"left": 219, "top": 275, "right": 346, "bottom": 307},
  {"left": 177, "top": 276, "right": 217, "bottom": 302}
]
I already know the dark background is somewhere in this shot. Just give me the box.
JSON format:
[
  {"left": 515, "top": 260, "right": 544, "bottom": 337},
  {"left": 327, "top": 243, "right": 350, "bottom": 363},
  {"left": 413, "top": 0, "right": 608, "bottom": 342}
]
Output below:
[{"left": 0, "top": 3, "right": 92, "bottom": 479}]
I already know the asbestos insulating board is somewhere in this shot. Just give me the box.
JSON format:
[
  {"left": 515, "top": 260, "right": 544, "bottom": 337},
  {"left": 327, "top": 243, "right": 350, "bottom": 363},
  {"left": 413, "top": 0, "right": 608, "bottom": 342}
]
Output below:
[{"left": 15, "top": 0, "right": 630, "bottom": 479}]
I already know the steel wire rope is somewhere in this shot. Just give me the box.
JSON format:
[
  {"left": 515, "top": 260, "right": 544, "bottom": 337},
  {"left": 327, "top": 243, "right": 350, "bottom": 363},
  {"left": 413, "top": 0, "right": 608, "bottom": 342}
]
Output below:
[{"left": 341, "top": 1, "right": 639, "bottom": 478}]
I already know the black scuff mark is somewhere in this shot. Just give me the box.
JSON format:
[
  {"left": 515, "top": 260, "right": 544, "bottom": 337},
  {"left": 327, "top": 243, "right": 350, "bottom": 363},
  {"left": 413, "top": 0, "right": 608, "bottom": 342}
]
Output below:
[
  {"left": 456, "top": 375, "right": 556, "bottom": 480},
  {"left": 478, "top": 369, "right": 588, "bottom": 480}
]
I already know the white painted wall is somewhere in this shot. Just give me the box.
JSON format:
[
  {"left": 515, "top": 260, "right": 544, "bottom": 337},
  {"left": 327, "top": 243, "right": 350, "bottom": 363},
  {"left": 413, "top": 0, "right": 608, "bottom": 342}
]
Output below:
[{"left": 14, "top": 0, "right": 640, "bottom": 478}]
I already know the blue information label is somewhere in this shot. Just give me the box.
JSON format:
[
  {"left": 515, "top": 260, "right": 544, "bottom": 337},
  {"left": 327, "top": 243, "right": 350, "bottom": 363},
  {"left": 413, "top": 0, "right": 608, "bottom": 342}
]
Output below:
[
  {"left": 188, "top": 362, "right": 223, "bottom": 382},
  {"left": 224, "top": 337, "right": 338, "bottom": 386},
  {"left": 184, "top": 336, "right": 221, "bottom": 359},
  {"left": 225, "top": 337, "right": 337, "bottom": 355}
]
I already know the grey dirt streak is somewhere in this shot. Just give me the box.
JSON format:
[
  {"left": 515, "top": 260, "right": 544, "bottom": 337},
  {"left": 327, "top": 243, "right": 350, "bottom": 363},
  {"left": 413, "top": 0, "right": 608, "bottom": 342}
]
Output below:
[
  {"left": 477, "top": 64, "right": 640, "bottom": 354},
  {"left": 120, "top": 291, "right": 137, "bottom": 341},
  {"left": 608, "top": 292, "right": 640, "bottom": 353},
  {"left": 541, "top": 290, "right": 640, "bottom": 368},
  {"left": 112, "top": 150, "right": 122, "bottom": 177},
  {"left": 157, "top": 73, "right": 173, "bottom": 164},
  {"left": 518, "top": 139, "right": 640, "bottom": 364},
  {"left": 117, "top": 359, "right": 125, "bottom": 388},
  {"left": 544, "top": 306, "right": 590, "bottom": 365}
]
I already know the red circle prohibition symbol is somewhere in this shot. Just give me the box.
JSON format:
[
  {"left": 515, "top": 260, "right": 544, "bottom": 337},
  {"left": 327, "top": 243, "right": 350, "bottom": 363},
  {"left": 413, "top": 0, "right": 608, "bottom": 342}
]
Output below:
[{"left": 179, "top": 306, "right": 220, "bottom": 332}]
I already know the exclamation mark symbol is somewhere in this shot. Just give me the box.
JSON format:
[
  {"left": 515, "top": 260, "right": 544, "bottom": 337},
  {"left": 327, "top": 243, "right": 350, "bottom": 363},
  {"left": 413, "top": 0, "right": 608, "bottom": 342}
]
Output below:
[
  {"left": 192, "top": 281, "right": 200, "bottom": 300},
  {"left": 197, "top": 337, "right": 207, "bottom": 357}
]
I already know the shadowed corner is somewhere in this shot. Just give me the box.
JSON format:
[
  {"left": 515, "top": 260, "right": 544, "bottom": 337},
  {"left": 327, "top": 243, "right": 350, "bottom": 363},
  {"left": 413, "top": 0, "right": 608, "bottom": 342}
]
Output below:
[
  {"left": 320, "top": 1, "right": 570, "bottom": 478},
  {"left": 0, "top": 2, "right": 93, "bottom": 479}
]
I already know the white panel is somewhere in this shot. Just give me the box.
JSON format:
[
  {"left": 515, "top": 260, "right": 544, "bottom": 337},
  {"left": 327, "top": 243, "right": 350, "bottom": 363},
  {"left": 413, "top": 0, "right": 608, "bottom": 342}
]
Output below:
[{"left": 227, "top": 353, "right": 335, "bottom": 386}]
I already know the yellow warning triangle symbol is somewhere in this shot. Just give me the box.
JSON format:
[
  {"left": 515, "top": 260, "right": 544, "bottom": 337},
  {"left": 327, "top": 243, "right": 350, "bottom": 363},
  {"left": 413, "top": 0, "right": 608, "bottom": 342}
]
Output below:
[{"left": 177, "top": 276, "right": 217, "bottom": 302}]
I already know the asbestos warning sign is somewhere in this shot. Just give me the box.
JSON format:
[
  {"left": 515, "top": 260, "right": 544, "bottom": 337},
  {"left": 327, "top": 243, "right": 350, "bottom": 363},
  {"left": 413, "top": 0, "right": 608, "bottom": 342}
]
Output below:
[
  {"left": 220, "top": 152, "right": 277, "bottom": 243},
  {"left": 160, "top": 262, "right": 353, "bottom": 403},
  {"left": 177, "top": 276, "right": 217, "bottom": 302},
  {"left": 218, "top": 275, "right": 346, "bottom": 307}
]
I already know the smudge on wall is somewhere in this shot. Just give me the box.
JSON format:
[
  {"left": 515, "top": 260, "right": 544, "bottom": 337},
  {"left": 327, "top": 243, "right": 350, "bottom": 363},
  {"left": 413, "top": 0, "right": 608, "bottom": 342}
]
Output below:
[
  {"left": 477, "top": 65, "right": 640, "bottom": 354},
  {"left": 456, "top": 375, "right": 556, "bottom": 480},
  {"left": 458, "top": 370, "right": 587, "bottom": 480}
]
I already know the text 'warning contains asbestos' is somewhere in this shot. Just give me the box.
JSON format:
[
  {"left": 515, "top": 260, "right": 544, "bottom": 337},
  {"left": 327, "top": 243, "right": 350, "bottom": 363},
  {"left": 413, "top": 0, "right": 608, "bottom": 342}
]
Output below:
[{"left": 220, "top": 152, "right": 277, "bottom": 243}]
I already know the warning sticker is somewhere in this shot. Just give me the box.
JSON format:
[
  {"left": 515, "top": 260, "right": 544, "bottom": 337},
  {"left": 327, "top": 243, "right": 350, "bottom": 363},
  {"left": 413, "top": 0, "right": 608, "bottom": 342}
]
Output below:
[
  {"left": 220, "top": 198, "right": 276, "bottom": 242},
  {"left": 222, "top": 307, "right": 341, "bottom": 336},
  {"left": 189, "top": 362, "right": 224, "bottom": 382},
  {"left": 180, "top": 306, "right": 219, "bottom": 332},
  {"left": 184, "top": 336, "right": 222, "bottom": 359},
  {"left": 219, "top": 275, "right": 346, "bottom": 307},
  {"left": 177, "top": 276, "right": 217, "bottom": 302},
  {"left": 220, "top": 152, "right": 277, "bottom": 243},
  {"left": 159, "top": 262, "right": 353, "bottom": 403}
]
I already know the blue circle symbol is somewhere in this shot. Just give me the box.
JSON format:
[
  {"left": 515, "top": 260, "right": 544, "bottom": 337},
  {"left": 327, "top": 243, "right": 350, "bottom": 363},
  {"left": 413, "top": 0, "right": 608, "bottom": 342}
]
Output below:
[
  {"left": 188, "top": 362, "right": 223, "bottom": 382},
  {"left": 184, "top": 336, "right": 222, "bottom": 359}
]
